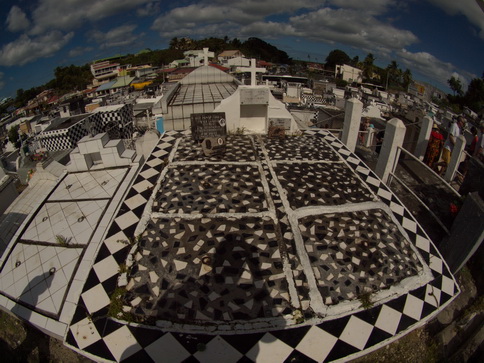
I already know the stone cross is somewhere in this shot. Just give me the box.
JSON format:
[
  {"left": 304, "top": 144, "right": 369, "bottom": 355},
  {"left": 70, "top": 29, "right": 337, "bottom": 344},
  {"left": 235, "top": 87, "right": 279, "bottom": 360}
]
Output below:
[
  {"left": 84, "top": 117, "right": 96, "bottom": 137},
  {"left": 203, "top": 48, "right": 210, "bottom": 66},
  {"left": 238, "top": 58, "right": 266, "bottom": 86}
]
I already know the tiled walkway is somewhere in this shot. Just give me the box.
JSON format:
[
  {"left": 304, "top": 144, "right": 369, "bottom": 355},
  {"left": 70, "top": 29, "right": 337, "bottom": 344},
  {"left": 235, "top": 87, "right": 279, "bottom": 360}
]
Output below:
[{"left": 64, "top": 130, "right": 459, "bottom": 362}]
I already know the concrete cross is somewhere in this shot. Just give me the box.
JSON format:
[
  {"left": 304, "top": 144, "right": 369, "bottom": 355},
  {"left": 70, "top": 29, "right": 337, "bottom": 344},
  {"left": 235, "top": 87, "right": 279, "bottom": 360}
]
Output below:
[
  {"left": 203, "top": 48, "right": 210, "bottom": 66},
  {"left": 83, "top": 117, "right": 96, "bottom": 137},
  {"left": 238, "top": 58, "right": 266, "bottom": 86}
]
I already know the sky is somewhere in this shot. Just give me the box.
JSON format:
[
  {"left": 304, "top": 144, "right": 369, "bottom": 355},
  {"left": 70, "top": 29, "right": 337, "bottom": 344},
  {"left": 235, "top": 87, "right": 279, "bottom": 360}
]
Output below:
[{"left": 0, "top": 0, "right": 483, "bottom": 99}]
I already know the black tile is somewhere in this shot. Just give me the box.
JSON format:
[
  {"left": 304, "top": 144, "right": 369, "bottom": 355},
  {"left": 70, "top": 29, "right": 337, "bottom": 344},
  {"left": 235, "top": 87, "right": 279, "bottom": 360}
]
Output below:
[
  {"left": 95, "top": 244, "right": 112, "bottom": 263},
  {"left": 364, "top": 326, "right": 392, "bottom": 349},
  {"left": 384, "top": 295, "right": 406, "bottom": 313},
  {"left": 396, "top": 313, "right": 417, "bottom": 333},
  {"left": 317, "top": 315, "right": 351, "bottom": 338},
  {"left": 65, "top": 329, "right": 78, "bottom": 348},
  {"left": 101, "top": 274, "right": 119, "bottom": 295},
  {"left": 409, "top": 286, "right": 426, "bottom": 300},
  {"left": 172, "top": 332, "right": 215, "bottom": 355},
  {"left": 123, "top": 348, "right": 154, "bottom": 363},
  {"left": 128, "top": 326, "right": 164, "bottom": 348},
  {"left": 354, "top": 304, "right": 381, "bottom": 325},
  {"left": 324, "top": 339, "right": 359, "bottom": 362},
  {"left": 82, "top": 270, "right": 101, "bottom": 292},
  {"left": 283, "top": 348, "right": 317, "bottom": 363},
  {"left": 271, "top": 325, "right": 311, "bottom": 348},
  {"left": 421, "top": 301, "right": 437, "bottom": 319},
  {"left": 84, "top": 339, "right": 116, "bottom": 361},
  {"left": 221, "top": 332, "right": 265, "bottom": 354}
]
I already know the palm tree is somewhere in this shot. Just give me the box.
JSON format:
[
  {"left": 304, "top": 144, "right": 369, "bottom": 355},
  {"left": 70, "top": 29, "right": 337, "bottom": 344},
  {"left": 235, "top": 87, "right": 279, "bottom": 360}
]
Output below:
[
  {"left": 362, "top": 53, "right": 375, "bottom": 80},
  {"left": 402, "top": 69, "right": 412, "bottom": 90}
]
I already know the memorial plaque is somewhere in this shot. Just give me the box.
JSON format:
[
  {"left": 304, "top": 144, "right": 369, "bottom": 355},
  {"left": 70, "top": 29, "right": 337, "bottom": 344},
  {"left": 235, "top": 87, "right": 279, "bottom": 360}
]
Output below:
[
  {"left": 201, "top": 137, "right": 226, "bottom": 157},
  {"left": 240, "top": 88, "right": 269, "bottom": 105},
  {"left": 268, "top": 118, "right": 292, "bottom": 130},
  {"left": 191, "top": 112, "right": 227, "bottom": 142}
]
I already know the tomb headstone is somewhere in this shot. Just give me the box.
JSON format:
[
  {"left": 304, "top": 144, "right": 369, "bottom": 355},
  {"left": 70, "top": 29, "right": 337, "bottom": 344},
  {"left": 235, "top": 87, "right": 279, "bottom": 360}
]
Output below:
[
  {"left": 268, "top": 120, "right": 286, "bottom": 139},
  {"left": 190, "top": 112, "right": 227, "bottom": 142},
  {"left": 201, "top": 137, "right": 226, "bottom": 157},
  {"left": 268, "top": 117, "right": 292, "bottom": 130}
]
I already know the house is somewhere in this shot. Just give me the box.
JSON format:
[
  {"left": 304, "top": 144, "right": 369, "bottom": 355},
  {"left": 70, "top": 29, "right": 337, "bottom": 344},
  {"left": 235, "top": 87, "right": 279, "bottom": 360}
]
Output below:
[
  {"left": 335, "top": 64, "right": 363, "bottom": 83},
  {"left": 184, "top": 49, "right": 215, "bottom": 67},
  {"left": 218, "top": 50, "right": 245, "bottom": 64},
  {"left": 90, "top": 61, "right": 120, "bottom": 81}
]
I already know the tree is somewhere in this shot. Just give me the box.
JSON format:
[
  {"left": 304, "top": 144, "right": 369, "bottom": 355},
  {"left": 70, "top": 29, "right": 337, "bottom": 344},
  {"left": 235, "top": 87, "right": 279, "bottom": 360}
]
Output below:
[
  {"left": 362, "top": 53, "right": 375, "bottom": 80},
  {"left": 325, "top": 49, "right": 350, "bottom": 69},
  {"left": 448, "top": 76, "right": 463, "bottom": 96},
  {"left": 402, "top": 69, "right": 412, "bottom": 90},
  {"left": 386, "top": 60, "right": 403, "bottom": 90},
  {"left": 464, "top": 76, "right": 484, "bottom": 112},
  {"left": 350, "top": 55, "right": 360, "bottom": 67},
  {"left": 8, "top": 125, "right": 20, "bottom": 148}
]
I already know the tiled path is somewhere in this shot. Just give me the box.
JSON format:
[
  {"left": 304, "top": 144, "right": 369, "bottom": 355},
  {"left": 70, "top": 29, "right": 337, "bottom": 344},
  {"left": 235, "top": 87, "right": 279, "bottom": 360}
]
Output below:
[{"left": 64, "top": 130, "right": 459, "bottom": 362}]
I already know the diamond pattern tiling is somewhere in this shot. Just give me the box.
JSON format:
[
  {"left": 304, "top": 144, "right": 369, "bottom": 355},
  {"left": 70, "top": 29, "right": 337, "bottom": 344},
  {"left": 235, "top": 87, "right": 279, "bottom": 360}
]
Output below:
[{"left": 64, "top": 130, "right": 460, "bottom": 363}]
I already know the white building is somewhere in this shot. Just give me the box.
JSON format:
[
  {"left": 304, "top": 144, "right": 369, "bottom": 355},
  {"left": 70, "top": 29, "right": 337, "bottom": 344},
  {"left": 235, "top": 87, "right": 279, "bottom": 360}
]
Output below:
[
  {"left": 90, "top": 61, "right": 120, "bottom": 81},
  {"left": 335, "top": 64, "right": 363, "bottom": 83}
]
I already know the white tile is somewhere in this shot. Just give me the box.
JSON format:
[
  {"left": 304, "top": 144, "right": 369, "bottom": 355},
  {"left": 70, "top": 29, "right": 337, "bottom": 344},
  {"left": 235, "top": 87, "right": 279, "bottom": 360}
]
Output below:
[
  {"left": 429, "top": 255, "right": 443, "bottom": 274},
  {"left": 124, "top": 194, "right": 147, "bottom": 211},
  {"left": 70, "top": 317, "right": 102, "bottom": 350},
  {"left": 375, "top": 305, "right": 402, "bottom": 335},
  {"left": 402, "top": 217, "right": 417, "bottom": 233},
  {"left": 441, "top": 275, "right": 456, "bottom": 296},
  {"left": 81, "top": 284, "right": 111, "bottom": 314},
  {"left": 296, "top": 326, "right": 338, "bottom": 362},
  {"left": 415, "top": 234, "right": 430, "bottom": 253},
  {"left": 339, "top": 316, "right": 374, "bottom": 350},
  {"left": 103, "top": 325, "right": 142, "bottom": 361},
  {"left": 36, "top": 296, "right": 56, "bottom": 315},
  {"left": 194, "top": 336, "right": 243, "bottom": 363},
  {"left": 114, "top": 211, "right": 138, "bottom": 230},
  {"left": 45, "top": 318, "right": 67, "bottom": 338},
  {"left": 424, "top": 285, "right": 441, "bottom": 307},
  {"left": 403, "top": 294, "right": 424, "bottom": 321},
  {"left": 104, "top": 232, "right": 129, "bottom": 254},
  {"left": 246, "top": 333, "right": 293, "bottom": 362},
  {"left": 145, "top": 333, "right": 190, "bottom": 362},
  {"left": 93, "top": 255, "right": 119, "bottom": 282}
]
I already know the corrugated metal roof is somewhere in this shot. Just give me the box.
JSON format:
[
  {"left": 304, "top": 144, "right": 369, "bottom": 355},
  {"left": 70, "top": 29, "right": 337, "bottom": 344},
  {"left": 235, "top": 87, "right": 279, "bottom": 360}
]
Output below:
[{"left": 96, "top": 80, "right": 117, "bottom": 92}]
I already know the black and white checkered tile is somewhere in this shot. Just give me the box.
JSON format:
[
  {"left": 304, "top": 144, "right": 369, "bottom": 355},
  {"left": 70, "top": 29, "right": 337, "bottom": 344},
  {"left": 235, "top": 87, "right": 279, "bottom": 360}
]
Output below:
[
  {"left": 65, "top": 130, "right": 459, "bottom": 362},
  {"left": 38, "top": 121, "right": 88, "bottom": 151}
]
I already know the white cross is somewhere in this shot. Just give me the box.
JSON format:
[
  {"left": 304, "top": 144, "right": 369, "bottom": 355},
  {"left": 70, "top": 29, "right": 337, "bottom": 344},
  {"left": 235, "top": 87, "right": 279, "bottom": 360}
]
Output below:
[
  {"left": 203, "top": 48, "right": 210, "bottom": 66},
  {"left": 237, "top": 58, "right": 266, "bottom": 86}
]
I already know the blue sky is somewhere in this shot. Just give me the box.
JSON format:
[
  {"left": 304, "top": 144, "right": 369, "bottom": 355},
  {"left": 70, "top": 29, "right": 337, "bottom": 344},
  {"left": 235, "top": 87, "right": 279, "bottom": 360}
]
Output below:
[{"left": 1, "top": 0, "right": 483, "bottom": 99}]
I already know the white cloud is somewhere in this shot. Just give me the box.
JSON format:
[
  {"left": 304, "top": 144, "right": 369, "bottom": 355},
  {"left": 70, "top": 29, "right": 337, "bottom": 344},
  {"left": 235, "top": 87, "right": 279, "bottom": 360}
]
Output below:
[
  {"left": 89, "top": 24, "right": 140, "bottom": 49},
  {"left": 426, "top": 0, "right": 484, "bottom": 39},
  {"left": 6, "top": 6, "right": 31, "bottom": 32},
  {"left": 0, "top": 31, "right": 74, "bottom": 66},
  {"left": 68, "top": 46, "right": 94, "bottom": 57},
  {"left": 240, "top": 7, "right": 418, "bottom": 52},
  {"left": 153, "top": 2, "right": 417, "bottom": 54},
  {"left": 0, "top": 72, "right": 5, "bottom": 90},
  {"left": 30, "top": 0, "right": 151, "bottom": 35},
  {"left": 151, "top": 1, "right": 320, "bottom": 36},
  {"left": 397, "top": 48, "right": 476, "bottom": 87},
  {"left": 137, "top": 2, "right": 161, "bottom": 17},
  {"left": 328, "top": 0, "right": 396, "bottom": 15}
]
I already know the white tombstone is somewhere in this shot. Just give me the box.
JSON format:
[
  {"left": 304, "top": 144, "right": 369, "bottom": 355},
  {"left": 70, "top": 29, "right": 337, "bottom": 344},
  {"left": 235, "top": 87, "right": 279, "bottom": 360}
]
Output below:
[
  {"left": 237, "top": 59, "right": 266, "bottom": 86},
  {"left": 203, "top": 47, "right": 210, "bottom": 66},
  {"left": 414, "top": 116, "right": 433, "bottom": 160},
  {"left": 444, "top": 135, "right": 466, "bottom": 182},
  {"left": 341, "top": 98, "right": 363, "bottom": 153},
  {"left": 376, "top": 118, "right": 406, "bottom": 183}
]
